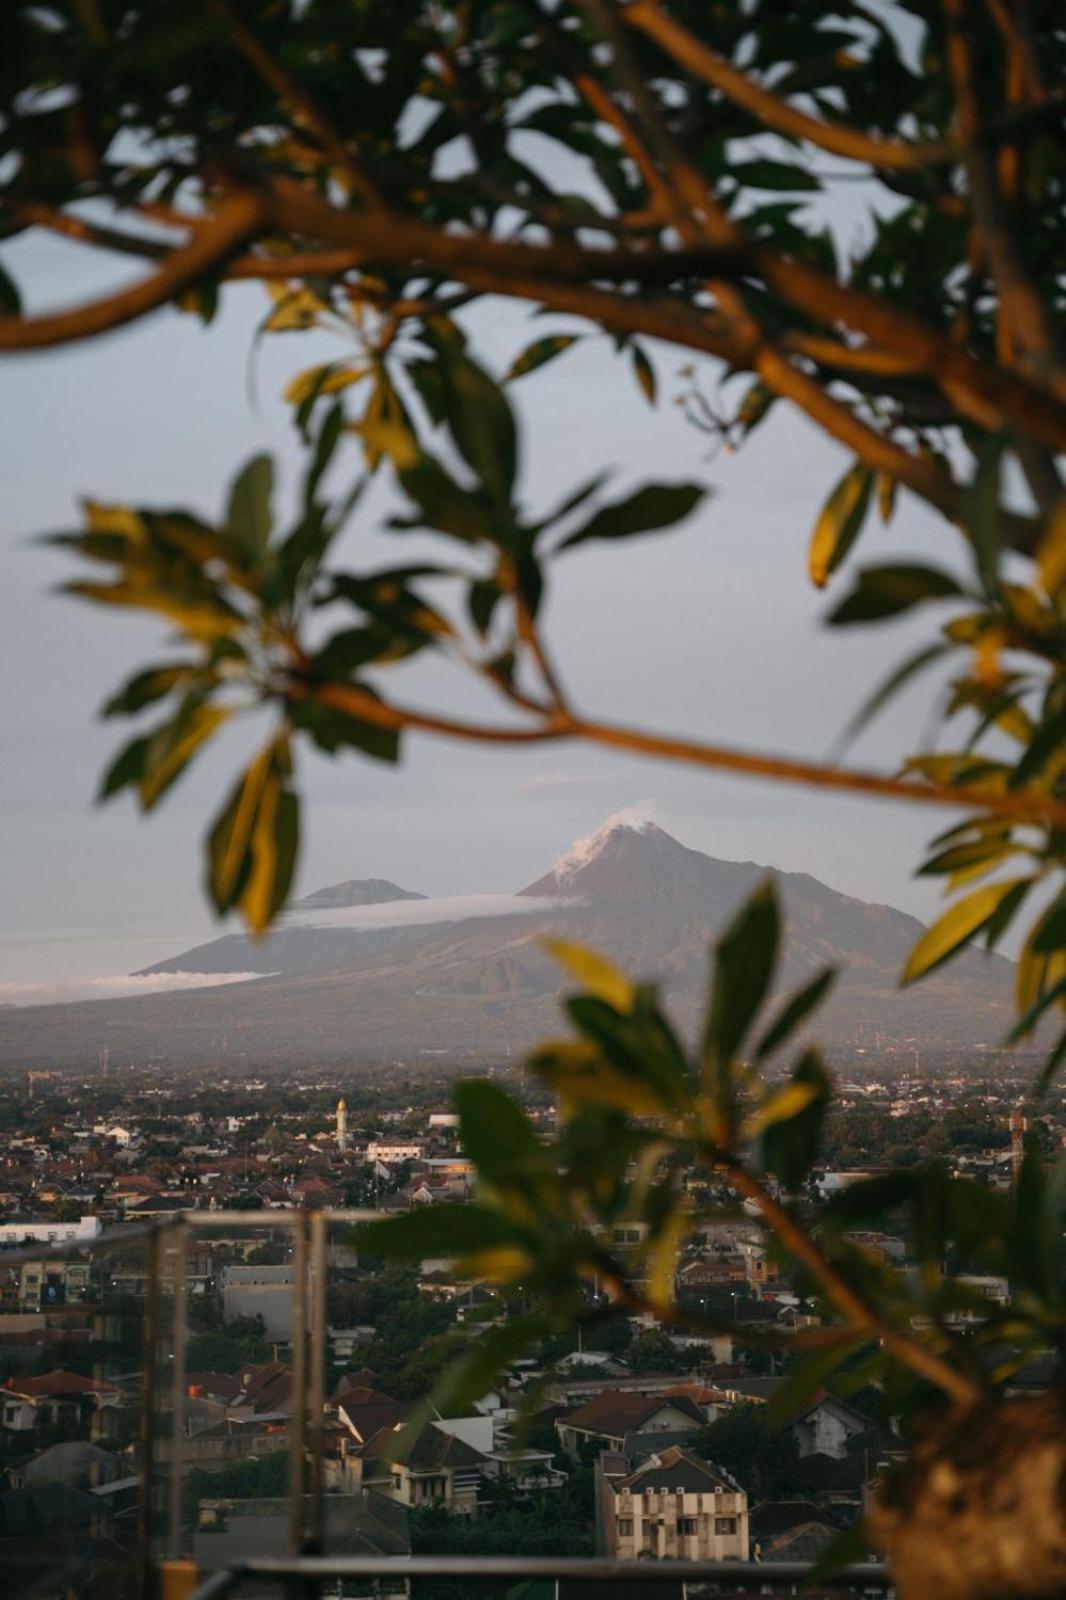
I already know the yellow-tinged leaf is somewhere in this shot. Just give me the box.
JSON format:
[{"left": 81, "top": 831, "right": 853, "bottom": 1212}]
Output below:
[
  {"left": 455, "top": 1247, "right": 534, "bottom": 1283},
  {"left": 240, "top": 772, "right": 281, "bottom": 935},
  {"left": 541, "top": 938, "right": 635, "bottom": 1012},
  {"left": 139, "top": 705, "right": 230, "bottom": 810},
  {"left": 533, "top": 1040, "right": 667, "bottom": 1119},
  {"left": 284, "top": 363, "right": 368, "bottom": 407},
  {"left": 83, "top": 502, "right": 146, "bottom": 543},
  {"left": 973, "top": 627, "right": 1006, "bottom": 689},
  {"left": 741, "top": 1079, "right": 820, "bottom": 1140},
  {"left": 903, "top": 877, "right": 1030, "bottom": 984},
  {"left": 876, "top": 472, "right": 898, "bottom": 524},
  {"left": 64, "top": 581, "right": 245, "bottom": 638},
  {"left": 808, "top": 464, "right": 873, "bottom": 588},
  {"left": 1037, "top": 495, "right": 1066, "bottom": 596},
  {"left": 1017, "top": 913, "right": 1066, "bottom": 1016},
  {"left": 356, "top": 419, "right": 420, "bottom": 471},
  {"left": 263, "top": 285, "right": 327, "bottom": 331},
  {"left": 215, "top": 744, "right": 276, "bottom": 907}
]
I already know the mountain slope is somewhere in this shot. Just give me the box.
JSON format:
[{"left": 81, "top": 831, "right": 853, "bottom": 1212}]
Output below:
[
  {"left": 140, "top": 877, "right": 429, "bottom": 977},
  {"left": 0, "top": 821, "right": 1016, "bottom": 1070}
]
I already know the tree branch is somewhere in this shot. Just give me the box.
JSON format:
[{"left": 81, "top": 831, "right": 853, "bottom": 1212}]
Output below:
[
  {"left": 0, "top": 195, "right": 266, "bottom": 350},
  {"left": 624, "top": 0, "right": 1062, "bottom": 173},
  {"left": 208, "top": 0, "right": 383, "bottom": 209},
  {"left": 720, "top": 1160, "right": 981, "bottom": 1406},
  {"left": 944, "top": 0, "right": 1065, "bottom": 392},
  {"left": 295, "top": 678, "right": 1066, "bottom": 830}
]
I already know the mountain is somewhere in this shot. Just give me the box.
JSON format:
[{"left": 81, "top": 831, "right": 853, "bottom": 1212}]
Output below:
[
  {"left": 137, "top": 877, "right": 429, "bottom": 978},
  {"left": 296, "top": 879, "right": 425, "bottom": 910},
  {"left": 0, "top": 820, "right": 1016, "bottom": 1071}
]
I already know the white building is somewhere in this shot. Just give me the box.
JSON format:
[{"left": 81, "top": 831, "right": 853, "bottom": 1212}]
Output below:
[
  {"left": 0, "top": 1215, "right": 101, "bottom": 1247},
  {"left": 366, "top": 1142, "right": 423, "bottom": 1164}
]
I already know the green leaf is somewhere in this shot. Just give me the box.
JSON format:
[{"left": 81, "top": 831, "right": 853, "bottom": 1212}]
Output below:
[
  {"left": 288, "top": 701, "right": 400, "bottom": 765},
  {"left": 832, "top": 643, "right": 953, "bottom": 755},
  {"left": 424, "top": 1316, "right": 545, "bottom": 1418},
  {"left": 455, "top": 1081, "right": 542, "bottom": 1187},
  {"left": 506, "top": 335, "right": 580, "bottom": 381},
  {"left": 755, "top": 967, "right": 836, "bottom": 1060},
  {"left": 358, "top": 1204, "right": 520, "bottom": 1261},
  {"left": 560, "top": 991, "right": 691, "bottom": 1114},
  {"left": 808, "top": 464, "right": 873, "bottom": 588},
  {"left": 226, "top": 454, "right": 273, "bottom": 562},
  {"left": 468, "top": 579, "right": 501, "bottom": 636},
  {"left": 101, "top": 664, "right": 196, "bottom": 718},
  {"left": 1009, "top": 1145, "right": 1051, "bottom": 1296},
  {"left": 97, "top": 735, "right": 150, "bottom": 802},
  {"left": 0, "top": 261, "right": 21, "bottom": 316},
  {"left": 703, "top": 882, "right": 780, "bottom": 1085},
  {"left": 304, "top": 401, "right": 344, "bottom": 508},
  {"left": 759, "top": 1049, "right": 831, "bottom": 1190},
  {"left": 803, "top": 1520, "right": 873, "bottom": 1585},
  {"left": 828, "top": 564, "right": 965, "bottom": 625},
  {"left": 631, "top": 343, "right": 657, "bottom": 405},
  {"left": 436, "top": 347, "right": 517, "bottom": 516},
  {"left": 964, "top": 435, "right": 1006, "bottom": 592},
  {"left": 730, "top": 158, "right": 820, "bottom": 191},
  {"left": 558, "top": 482, "right": 706, "bottom": 550},
  {"left": 1010, "top": 706, "right": 1066, "bottom": 788},
  {"left": 763, "top": 1334, "right": 866, "bottom": 1432},
  {"left": 902, "top": 877, "right": 1032, "bottom": 984},
  {"left": 542, "top": 939, "right": 635, "bottom": 1013}
]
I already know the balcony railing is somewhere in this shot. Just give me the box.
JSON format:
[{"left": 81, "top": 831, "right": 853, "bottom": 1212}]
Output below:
[{"left": 0, "top": 1210, "right": 892, "bottom": 1598}]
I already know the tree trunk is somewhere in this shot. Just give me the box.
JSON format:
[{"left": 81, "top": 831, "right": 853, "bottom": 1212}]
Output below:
[{"left": 867, "top": 1391, "right": 1066, "bottom": 1600}]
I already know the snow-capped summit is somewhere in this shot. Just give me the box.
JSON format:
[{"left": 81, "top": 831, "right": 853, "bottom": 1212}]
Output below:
[{"left": 519, "top": 811, "right": 704, "bottom": 901}]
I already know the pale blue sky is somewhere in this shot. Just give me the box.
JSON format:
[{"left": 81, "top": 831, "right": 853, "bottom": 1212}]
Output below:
[{"left": 0, "top": 224, "right": 972, "bottom": 987}]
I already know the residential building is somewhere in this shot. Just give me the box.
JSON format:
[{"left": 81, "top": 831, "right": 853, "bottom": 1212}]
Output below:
[
  {"left": 598, "top": 1446, "right": 749, "bottom": 1561},
  {"left": 362, "top": 1420, "right": 486, "bottom": 1515},
  {"left": 556, "top": 1390, "right": 705, "bottom": 1459}
]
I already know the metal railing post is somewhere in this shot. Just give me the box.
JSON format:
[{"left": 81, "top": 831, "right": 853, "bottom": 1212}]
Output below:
[
  {"left": 288, "top": 1208, "right": 308, "bottom": 1557},
  {"left": 307, "top": 1210, "right": 328, "bottom": 1553},
  {"left": 138, "top": 1225, "right": 161, "bottom": 1596},
  {"left": 168, "top": 1219, "right": 188, "bottom": 1560}
]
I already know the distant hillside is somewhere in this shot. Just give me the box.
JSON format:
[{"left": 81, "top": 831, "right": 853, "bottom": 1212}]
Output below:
[
  {"left": 296, "top": 878, "right": 425, "bottom": 910},
  {"left": 0, "top": 821, "right": 1016, "bottom": 1071}
]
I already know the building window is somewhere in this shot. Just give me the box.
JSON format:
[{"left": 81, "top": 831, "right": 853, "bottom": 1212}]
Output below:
[
  {"left": 618, "top": 1520, "right": 634, "bottom": 1537},
  {"left": 715, "top": 1517, "right": 736, "bottom": 1535},
  {"left": 679, "top": 1519, "right": 697, "bottom": 1535}
]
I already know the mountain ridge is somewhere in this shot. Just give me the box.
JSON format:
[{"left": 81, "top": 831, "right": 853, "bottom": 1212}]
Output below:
[{"left": 0, "top": 819, "right": 1016, "bottom": 1070}]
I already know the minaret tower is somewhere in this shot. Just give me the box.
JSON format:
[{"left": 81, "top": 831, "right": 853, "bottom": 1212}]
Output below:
[{"left": 336, "top": 1096, "right": 349, "bottom": 1153}]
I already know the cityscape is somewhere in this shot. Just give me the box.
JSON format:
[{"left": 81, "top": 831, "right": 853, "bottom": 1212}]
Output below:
[
  {"left": 0, "top": 1039, "right": 1058, "bottom": 1593},
  {"left": 3, "top": 2, "right": 1066, "bottom": 1597}
]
